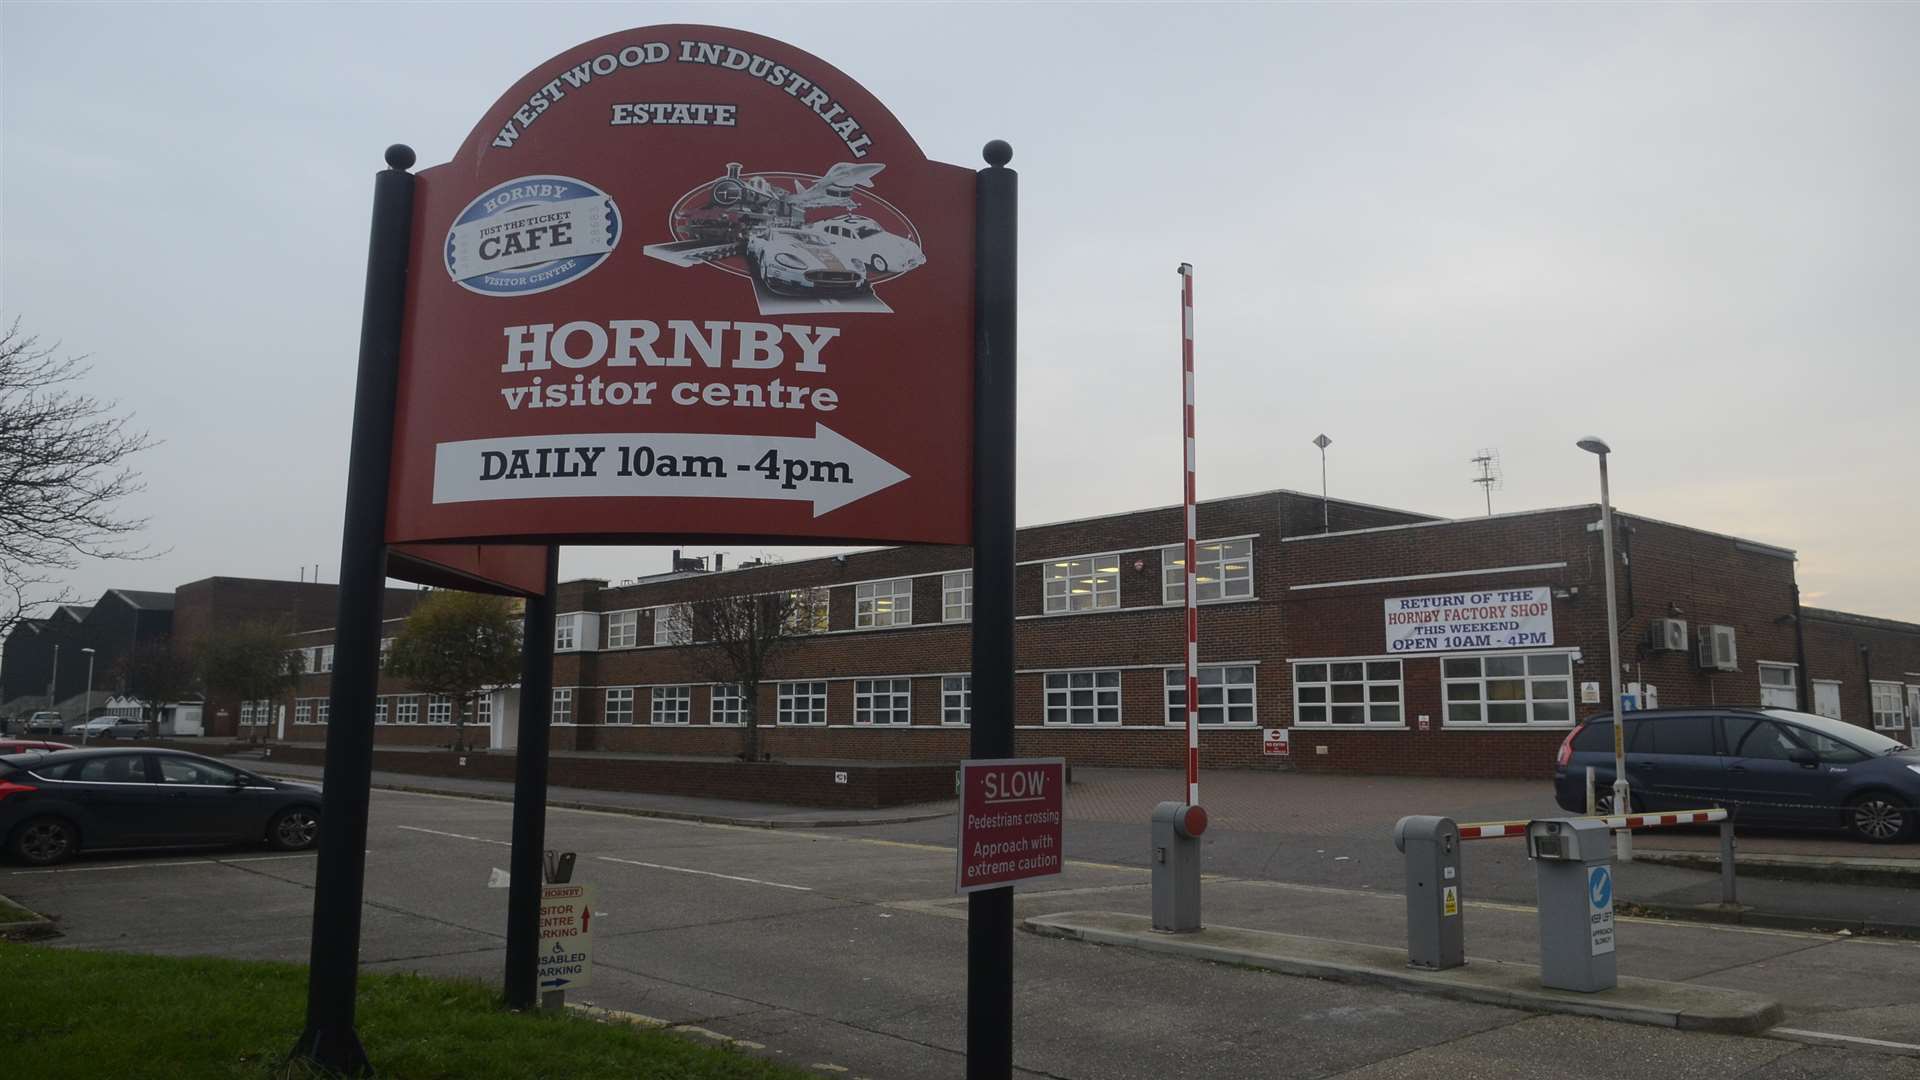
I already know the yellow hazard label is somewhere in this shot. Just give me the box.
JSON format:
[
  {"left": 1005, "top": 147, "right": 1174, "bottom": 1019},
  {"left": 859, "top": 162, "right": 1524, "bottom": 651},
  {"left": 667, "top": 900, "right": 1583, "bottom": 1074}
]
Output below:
[{"left": 1443, "top": 886, "right": 1459, "bottom": 917}]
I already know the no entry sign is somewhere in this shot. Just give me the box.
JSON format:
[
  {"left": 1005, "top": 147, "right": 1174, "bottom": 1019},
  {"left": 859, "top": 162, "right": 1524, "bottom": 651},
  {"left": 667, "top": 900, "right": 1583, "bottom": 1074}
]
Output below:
[
  {"left": 386, "top": 25, "right": 977, "bottom": 548},
  {"left": 956, "top": 758, "right": 1065, "bottom": 894}
]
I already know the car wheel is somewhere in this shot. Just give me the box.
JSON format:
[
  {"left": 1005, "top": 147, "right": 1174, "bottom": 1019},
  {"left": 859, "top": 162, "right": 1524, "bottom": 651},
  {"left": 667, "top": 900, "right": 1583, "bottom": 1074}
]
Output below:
[
  {"left": 1846, "top": 793, "right": 1912, "bottom": 844},
  {"left": 268, "top": 806, "right": 320, "bottom": 851},
  {"left": 10, "top": 816, "right": 79, "bottom": 866},
  {"left": 868, "top": 254, "right": 889, "bottom": 274},
  {"left": 1593, "top": 791, "right": 1641, "bottom": 815}
]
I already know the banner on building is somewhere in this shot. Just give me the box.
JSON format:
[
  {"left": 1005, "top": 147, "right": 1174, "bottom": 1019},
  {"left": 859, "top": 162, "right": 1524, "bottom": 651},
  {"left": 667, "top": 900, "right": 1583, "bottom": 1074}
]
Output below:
[
  {"left": 386, "top": 25, "right": 978, "bottom": 550},
  {"left": 1384, "top": 586, "right": 1553, "bottom": 654}
]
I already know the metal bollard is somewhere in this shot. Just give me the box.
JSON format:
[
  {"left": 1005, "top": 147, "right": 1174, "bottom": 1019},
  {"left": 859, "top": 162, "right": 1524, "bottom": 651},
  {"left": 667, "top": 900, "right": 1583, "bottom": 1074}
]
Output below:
[
  {"left": 1392, "top": 815, "right": 1464, "bottom": 970},
  {"left": 1150, "top": 801, "right": 1206, "bottom": 932},
  {"left": 1719, "top": 819, "right": 1738, "bottom": 906}
]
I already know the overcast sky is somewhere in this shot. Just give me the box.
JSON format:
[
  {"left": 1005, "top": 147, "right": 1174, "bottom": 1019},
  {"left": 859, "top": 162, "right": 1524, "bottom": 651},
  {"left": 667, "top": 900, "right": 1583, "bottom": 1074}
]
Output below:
[{"left": 3, "top": 3, "right": 1914, "bottom": 620}]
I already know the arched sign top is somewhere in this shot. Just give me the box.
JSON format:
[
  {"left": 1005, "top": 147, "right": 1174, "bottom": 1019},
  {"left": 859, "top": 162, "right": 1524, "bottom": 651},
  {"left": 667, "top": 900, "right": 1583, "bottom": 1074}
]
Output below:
[
  {"left": 450, "top": 25, "right": 934, "bottom": 173},
  {"left": 388, "top": 24, "right": 978, "bottom": 549}
]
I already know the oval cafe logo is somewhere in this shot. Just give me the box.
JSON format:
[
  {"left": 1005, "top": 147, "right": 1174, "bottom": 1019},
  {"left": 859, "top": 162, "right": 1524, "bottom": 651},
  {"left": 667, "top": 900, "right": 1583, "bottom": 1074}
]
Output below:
[{"left": 444, "top": 174, "right": 621, "bottom": 297}]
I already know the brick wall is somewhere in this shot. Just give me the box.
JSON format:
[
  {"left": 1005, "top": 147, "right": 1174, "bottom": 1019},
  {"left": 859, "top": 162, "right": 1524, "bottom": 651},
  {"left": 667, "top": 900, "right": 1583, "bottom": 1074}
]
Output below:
[{"left": 1802, "top": 609, "right": 1920, "bottom": 738}]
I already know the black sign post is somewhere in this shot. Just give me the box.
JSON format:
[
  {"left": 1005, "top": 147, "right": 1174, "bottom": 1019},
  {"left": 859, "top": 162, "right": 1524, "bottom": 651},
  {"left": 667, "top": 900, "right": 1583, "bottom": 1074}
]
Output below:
[
  {"left": 292, "top": 144, "right": 417, "bottom": 1076},
  {"left": 505, "top": 546, "right": 561, "bottom": 1009},
  {"left": 967, "top": 140, "right": 1017, "bottom": 1080}
]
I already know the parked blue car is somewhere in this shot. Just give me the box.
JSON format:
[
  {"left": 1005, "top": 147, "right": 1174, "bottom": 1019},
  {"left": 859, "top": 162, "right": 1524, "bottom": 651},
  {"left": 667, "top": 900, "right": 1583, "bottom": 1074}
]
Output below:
[{"left": 1554, "top": 707, "right": 1918, "bottom": 843}]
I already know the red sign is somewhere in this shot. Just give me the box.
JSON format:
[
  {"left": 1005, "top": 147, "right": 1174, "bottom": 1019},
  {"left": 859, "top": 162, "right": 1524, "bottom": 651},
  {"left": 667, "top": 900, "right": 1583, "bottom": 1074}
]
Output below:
[
  {"left": 956, "top": 758, "right": 1065, "bottom": 894},
  {"left": 385, "top": 26, "right": 976, "bottom": 548},
  {"left": 1262, "top": 728, "right": 1290, "bottom": 756}
]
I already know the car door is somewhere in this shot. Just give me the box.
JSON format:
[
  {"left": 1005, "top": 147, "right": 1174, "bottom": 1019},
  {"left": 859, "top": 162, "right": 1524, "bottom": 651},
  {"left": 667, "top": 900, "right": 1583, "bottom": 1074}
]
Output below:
[
  {"left": 153, "top": 756, "right": 253, "bottom": 842},
  {"left": 1719, "top": 716, "right": 1848, "bottom": 825},
  {"left": 1630, "top": 715, "right": 1724, "bottom": 809},
  {"left": 41, "top": 753, "right": 168, "bottom": 846}
]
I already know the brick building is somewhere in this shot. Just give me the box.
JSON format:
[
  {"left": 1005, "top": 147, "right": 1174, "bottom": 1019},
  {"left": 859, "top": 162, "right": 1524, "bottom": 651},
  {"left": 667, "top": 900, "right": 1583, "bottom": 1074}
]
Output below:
[{"left": 268, "top": 488, "right": 1920, "bottom": 779}]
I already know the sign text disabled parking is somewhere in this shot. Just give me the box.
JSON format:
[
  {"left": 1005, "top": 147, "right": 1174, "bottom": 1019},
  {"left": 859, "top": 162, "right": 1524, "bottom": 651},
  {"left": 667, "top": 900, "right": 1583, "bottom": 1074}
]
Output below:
[
  {"left": 956, "top": 758, "right": 1064, "bottom": 894},
  {"left": 536, "top": 882, "right": 594, "bottom": 991}
]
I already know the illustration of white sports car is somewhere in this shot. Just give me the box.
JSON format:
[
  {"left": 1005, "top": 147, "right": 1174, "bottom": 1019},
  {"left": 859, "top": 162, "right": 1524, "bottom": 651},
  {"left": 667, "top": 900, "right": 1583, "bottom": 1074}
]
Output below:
[
  {"left": 810, "top": 215, "right": 925, "bottom": 276},
  {"left": 746, "top": 227, "right": 869, "bottom": 294}
]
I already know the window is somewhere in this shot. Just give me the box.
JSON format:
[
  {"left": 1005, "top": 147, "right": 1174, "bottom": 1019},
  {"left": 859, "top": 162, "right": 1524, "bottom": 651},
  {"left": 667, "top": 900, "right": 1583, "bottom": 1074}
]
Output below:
[
  {"left": 396, "top": 697, "right": 420, "bottom": 724},
  {"left": 1639, "top": 715, "right": 1715, "bottom": 755},
  {"left": 475, "top": 695, "right": 491, "bottom": 726},
  {"left": 316, "top": 699, "right": 330, "bottom": 724},
  {"left": 711, "top": 684, "right": 744, "bottom": 725},
  {"left": 1758, "top": 663, "right": 1798, "bottom": 709},
  {"left": 379, "top": 638, "right": 394, "bottom": 669},
  {"left": 943, "top": 571, "right": 973, "bottom": 623},
  {"left": 1294, "top": 660, "right": 1402, "bottom": 726},
  {"left": 855, "top": 679, "right": 912, "bottom": 725},
  {"left": 1443, "top": 653, "right": 1574, "bottom": 726},
  {"left": 783, "top": 588, "right": 830, "bottom": 634},
  {"left": 240, "top": 701, "right": 255, "bottom": 726},
  {"left": 1044, "top": 670, "right": 1121, "bottom": 725},
  {"left": 651, "top": 686, "right": 691, "bottom": 725},
  {"left": 1813, "top": 680, "right": 1843, "bottom": 719},
  {"left": 554, "top": 615, "right": 578, "bottom": 651},
  {"left": 295, "top": 701, "right": 312, "bottom": 724},
  {"left": 1165, "top": 665, "right": 1257, "bottom": 725},
  {"left": 604, "top": 688, "right": 635, "bottom": 725},
  {"left": 552, "top": 688, "right": 574, "bottom": 724},
  {"left": 1043, "top": 557, "right": 1119, "bottom": 614},
  {"left": 374, "top": 698, "right": 389, "bottom": 724},
  {"left": 158, "top": 757, "right": 237, "bottom": 785},
  {"left": 1163, "top": 538, "right": 1254, "bottom": 604},
  {"left": 942, "top": 676, "right": 971, "bottom": 725},
  {"left": 74, "top": 755, "right": 149, "bottom": 783},
  {"left": 856, "top": 578, "right": 913, "bottom": 627},
  {"left": 605, "top": 610, "right": 638, "bottom": 649},
  {"left": 653, "top": 604, "right": 691, "bottom": 646},
  {"left": 319, "top": 645, "right": 335, "bottom": 673},
  {"left": 1872, "top": 682, "right": 1906, "bottom": 731},
  {"left": 778, "top": 681, "right": 827, "bottom": 725},
  {"left": 427, "top": 695, "right": 452, "bottom": 724}
]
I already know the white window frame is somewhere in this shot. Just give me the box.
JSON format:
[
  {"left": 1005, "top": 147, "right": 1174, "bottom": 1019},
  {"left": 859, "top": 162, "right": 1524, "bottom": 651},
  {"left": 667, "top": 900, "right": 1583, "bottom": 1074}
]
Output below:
[
  {"left": 711, "top": 683, "right": 745, "bottom": 725},
  {"left": 653, "top": 604, "right": 692, "bottom": 646},
  {"left": 1044, "top": 669, "right": 1122, "bottom": 726},
  {"left": 320, "top": 645, "right": 335, "bottom": 673},
  {"left": 1813, "top": 679, "right": 1843, "bottom": 719},
  {"left": 551, "top": 688, "right": 574, "bottom": 725},
  {"left": 1441, "top": 651, "right": 1576, "bottom": 728},
  {"left": 1293, "top": 659, "right": 1404, "bottom": 728},
  {"left": 1043, "top": 557, "right": 1121, "bottom": 614},
  {"left": 379, "top": 637, "right": 393, "bottom": 669},
  {"left": 605, "top": 610, "right": 638, "bottom": 649},
  {"left": 942, "top": 675, "right": 971, "bottom": 726},
  {"left": 854, "top": 678, "right": 912, "bottom": 725},
  {"left": 1757, "top": 662, "right": 1798, "bottom": 709},
  {"left": 1871, "top": 681, "right": 1906, "bottom": 731},
  {"left": 427, "top": 695, "right": 452, "bottom": 725},
  {"left": 294, "top": 701, "right": 312, "bottom": 724},
  {"left": 475, "top": 695, "right": 491, "bottom": 726},
  {"left": 554, "top": 614, "right": 578, "bottom": 652},
  {"left": 1164, "top": 664, "right": 1258, "bottom": 726},
  {"left": 396, "top": 697, "right": 420, "bottom": 725},
  {"left": 943, "top": 571, "right": 973, "bottom": 623},
  {"left": 317, "top": 699, "right": 330, "bottom": 724},
  {"left": 856, "top": 578, "right": 914, "bottom": 628},
  {"left": 1163, "top": 538, "right": 1255, "bottom": 605},
  {"left": 777, "top": 681, "right": 828, "bottom": 725},
  {"left": 374, "top": 697, "right": 389, "bottom": 725},
  {"left": 651, "top": 685, "right": 692, "bottom": 725},
  {"left": 604, "top": 687, "right": 636, "bottom": 725}
]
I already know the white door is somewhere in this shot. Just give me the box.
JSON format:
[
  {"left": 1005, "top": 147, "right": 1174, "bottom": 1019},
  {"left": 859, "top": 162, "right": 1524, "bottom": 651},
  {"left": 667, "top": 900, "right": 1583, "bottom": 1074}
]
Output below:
[
  {"left": 490, "top": 690, "right": 520, "bottom": 750},
  {"left": 276, "top": 705, "right": 286, "bottom": 740},
  {"left": 1813, "top": 680, "right": 1842, "bottom": 719},
  {"left": 1908, "top": 685, "right": 1919, "bottom": 737}
]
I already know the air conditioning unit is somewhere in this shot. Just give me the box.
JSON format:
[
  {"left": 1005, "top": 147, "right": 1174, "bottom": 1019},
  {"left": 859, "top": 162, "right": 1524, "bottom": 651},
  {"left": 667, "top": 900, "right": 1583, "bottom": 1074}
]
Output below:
[
  {"left": 1697, "top": 624, "right": 1738, "bottom": 672},
  {"left": 1649, "top": 618, "right": 1689, "bottom": 653}
]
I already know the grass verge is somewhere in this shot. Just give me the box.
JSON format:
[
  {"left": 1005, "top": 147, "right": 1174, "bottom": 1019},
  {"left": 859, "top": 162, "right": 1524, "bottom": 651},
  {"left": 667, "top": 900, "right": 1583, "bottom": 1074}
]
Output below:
[
  {"left": 0, "top": 895, "right": 42, "bottom": 924},
  {"left": 0, "top": 943, "right": 815, "bottom": 1079}
]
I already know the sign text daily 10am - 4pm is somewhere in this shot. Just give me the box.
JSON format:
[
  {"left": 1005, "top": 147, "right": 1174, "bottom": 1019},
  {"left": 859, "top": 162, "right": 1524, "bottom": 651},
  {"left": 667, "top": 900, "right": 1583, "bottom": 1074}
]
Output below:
[
  {"left": 385, "top": 24, "right": 977, "bottom": 550},
  {"left": 1383, "top": 586, "right": 1554, "bottom": 654}
]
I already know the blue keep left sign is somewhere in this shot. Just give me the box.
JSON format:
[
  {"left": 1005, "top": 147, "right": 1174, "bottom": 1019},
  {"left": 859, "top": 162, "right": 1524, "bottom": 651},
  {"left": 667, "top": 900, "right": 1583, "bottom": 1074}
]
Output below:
[{"left": 1588, "top": 865, "right": 1613, "bottom": 910}]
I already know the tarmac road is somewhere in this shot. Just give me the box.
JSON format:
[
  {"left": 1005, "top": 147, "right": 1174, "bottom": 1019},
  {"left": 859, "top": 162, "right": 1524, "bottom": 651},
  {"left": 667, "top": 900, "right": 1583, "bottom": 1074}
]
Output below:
[{"left": 6, "top": 785, "right": 1920, "bottom": 1078}]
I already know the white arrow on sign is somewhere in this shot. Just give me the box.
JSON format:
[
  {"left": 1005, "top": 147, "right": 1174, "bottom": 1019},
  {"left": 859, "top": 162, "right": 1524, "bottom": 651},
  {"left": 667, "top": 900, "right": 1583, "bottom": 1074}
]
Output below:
[{"left": 431, "top": 424, "right": 909, "bottom": 517}]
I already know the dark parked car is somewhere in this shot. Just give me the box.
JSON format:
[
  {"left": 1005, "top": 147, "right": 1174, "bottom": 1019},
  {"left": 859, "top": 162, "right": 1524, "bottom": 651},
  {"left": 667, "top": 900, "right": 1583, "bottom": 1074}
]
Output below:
[
  {"left": 0, "top": 748, "right": 321, "bottom": 866},
  {"left": 1555, "top": 707, "right": 1918, "bottom": 842}
]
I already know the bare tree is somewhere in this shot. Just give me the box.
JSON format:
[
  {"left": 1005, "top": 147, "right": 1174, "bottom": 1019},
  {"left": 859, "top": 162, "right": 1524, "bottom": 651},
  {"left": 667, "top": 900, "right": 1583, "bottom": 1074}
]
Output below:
[
  {"left": 0, "top": 319, "right": 156, "bottom": 639},
  {"left": 384, "top": 590, "right": 523, "bottom": 752},
  {"left": 688, "top": 584, "right": 826, "bottom": 762},
  {"left": 118, "top": 635, "right": 197, "bottom": 737}
]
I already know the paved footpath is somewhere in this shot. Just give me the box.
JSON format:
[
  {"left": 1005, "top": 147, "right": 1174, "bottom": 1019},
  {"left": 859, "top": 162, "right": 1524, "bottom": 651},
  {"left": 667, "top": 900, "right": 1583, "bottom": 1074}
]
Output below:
[{"left": 6, "top": 784, "right": 1919, "bottom": 1078}]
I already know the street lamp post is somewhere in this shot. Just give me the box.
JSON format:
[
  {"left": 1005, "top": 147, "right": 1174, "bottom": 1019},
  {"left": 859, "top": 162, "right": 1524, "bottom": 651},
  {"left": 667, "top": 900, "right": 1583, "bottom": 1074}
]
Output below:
[
  {"left": 1313, "top": 434, "right": 1332, "bottom": 532},
  {"left": 1577, "top": 436, "right": 1631, "bottom": 861},
  {"left": 80, "top": 647, "right": 97, "bottom": 747}
]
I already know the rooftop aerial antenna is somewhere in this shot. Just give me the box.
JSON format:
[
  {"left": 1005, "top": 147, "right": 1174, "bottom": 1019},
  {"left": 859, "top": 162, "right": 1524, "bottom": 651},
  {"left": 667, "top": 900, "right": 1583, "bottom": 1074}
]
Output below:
[{"left": 1470, "top": 449, "right": 1502, "bottom": 516}]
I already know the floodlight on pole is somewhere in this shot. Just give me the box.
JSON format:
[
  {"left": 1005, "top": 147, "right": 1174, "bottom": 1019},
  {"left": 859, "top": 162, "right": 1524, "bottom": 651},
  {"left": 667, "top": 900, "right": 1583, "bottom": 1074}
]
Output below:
[
  {"left": 1577, "top": 435, "right": 1630, "bottom": 861},
  {"left": 1313, "top": 434, "right": 1332, "bottom": 532},
  {"left": 81, "top": 647, "right": 97, "bottom": 747}
]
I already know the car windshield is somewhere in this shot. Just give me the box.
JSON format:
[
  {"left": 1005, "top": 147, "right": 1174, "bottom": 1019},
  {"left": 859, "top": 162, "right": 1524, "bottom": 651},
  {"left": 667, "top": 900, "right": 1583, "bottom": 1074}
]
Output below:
[{"left": 1762, "top": 709, "right": 1907, "bottom": 755}]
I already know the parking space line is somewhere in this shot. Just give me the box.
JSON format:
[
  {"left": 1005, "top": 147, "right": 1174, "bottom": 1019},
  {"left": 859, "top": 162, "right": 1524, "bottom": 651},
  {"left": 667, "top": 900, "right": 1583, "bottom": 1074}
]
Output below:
[
  {"left": 1774, "top": 1027, "right": 1920, "bottom": 1053},
  {"left": 397, "top": 825, "right": 510, "bottom": 846},
  {"left": 7, "top": 852, "right": 318, "bottom": 876},
  {"left": 597, "top": 855, "right": 812, "bottom": 892}
]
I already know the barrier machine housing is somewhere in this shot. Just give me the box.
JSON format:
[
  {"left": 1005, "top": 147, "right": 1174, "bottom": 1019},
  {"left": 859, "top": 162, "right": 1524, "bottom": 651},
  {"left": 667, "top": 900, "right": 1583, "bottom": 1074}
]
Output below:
[{"left": 1392, "top": 815, "right": 1465, "bottom": 970}]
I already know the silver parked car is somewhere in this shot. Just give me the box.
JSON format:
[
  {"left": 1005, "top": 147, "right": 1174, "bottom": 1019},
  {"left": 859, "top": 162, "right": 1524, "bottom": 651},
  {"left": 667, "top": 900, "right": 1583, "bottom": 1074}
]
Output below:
[{"left": 65, "top": 717, "right": 147, "bottom": 741}]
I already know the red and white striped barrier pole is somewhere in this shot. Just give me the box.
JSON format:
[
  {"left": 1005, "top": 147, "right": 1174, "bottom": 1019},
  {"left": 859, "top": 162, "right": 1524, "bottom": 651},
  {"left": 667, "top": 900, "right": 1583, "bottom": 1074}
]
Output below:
[
  {"left": 1457, "top": 807, "right": 1729, "bottom": 840},
  {"left": 1178, "top": 263, "right": 1198, "bottom": 807}
]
